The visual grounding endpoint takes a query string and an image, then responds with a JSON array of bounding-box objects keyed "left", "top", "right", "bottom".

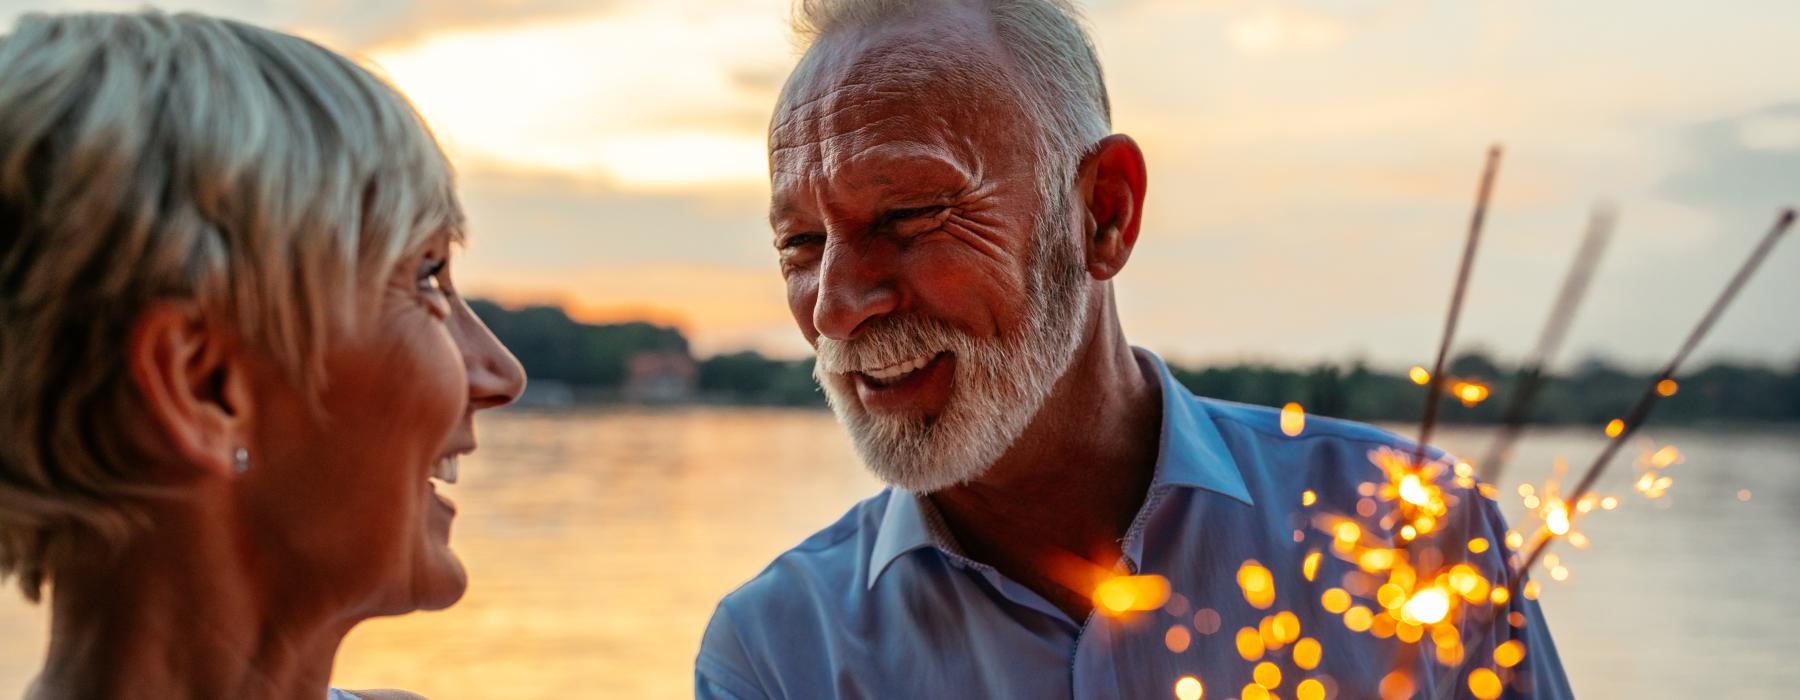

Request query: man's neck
[
  {"left": 929, "top": 305, "right": 1163, "bottom": 621},
  {"left": 31, "top": 491, "right": 349, "bottom": 700}
]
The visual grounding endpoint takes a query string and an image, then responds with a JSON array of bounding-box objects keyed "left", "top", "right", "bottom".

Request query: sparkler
[
  {"left": 1138, "top": 144, "right": 1788, "bottom": 699},
  {"left": 1427, "top": 206, "right": 1793, "bottom": 700},
  {"left": 1476, "top": 205, "right": 1615, "bottom": 484},
  {"left": 1511, "top": 207, "right": 1794, "bottom": 581},
  {"left": 1413, "top": 145, "right": 1503, "bottom": 468}
]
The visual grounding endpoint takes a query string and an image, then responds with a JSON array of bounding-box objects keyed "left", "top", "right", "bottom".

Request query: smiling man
[{"left": 697, "top": 1, "right": 1571, "bottom": 697}]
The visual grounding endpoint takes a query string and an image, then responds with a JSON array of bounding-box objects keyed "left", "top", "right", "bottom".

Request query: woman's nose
[{"left": 455, "top": 298, "right": 526, "bottom": 410}]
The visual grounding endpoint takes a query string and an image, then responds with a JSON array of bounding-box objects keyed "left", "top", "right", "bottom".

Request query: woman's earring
[{"left": 233, "top": 447, "right": 251, "bottom": 475}]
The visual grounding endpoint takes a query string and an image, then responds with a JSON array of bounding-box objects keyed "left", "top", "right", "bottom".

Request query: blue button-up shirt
[{"left": 698, "top": 350, "right": 1570, "bottom": 698}]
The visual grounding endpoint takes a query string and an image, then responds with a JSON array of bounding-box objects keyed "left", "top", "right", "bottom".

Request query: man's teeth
[
  {"left": 432, "top": 455, "right": 460, "bottom": 485},
  {"left": 863, "top": 355, "right": 933, "bottom": 381}
]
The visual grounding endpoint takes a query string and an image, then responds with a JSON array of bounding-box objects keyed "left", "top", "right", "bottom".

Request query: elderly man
[{"left": 698, "top": 0, "right": 1571, "bottom": 697}]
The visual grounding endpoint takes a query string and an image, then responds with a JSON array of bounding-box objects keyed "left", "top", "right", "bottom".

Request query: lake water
[{"left": 1, "top": 407, "right": 1795, "bottom": 698}]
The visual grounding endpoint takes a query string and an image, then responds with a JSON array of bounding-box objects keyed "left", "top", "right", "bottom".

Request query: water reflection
[{"left": 0, "top": 410, "right": 1794, "bottom": 698}]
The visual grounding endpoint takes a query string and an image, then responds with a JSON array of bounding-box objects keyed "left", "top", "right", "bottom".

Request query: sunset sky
[{"left": 8, "top": 0, "right": 1799, "bottom": 368}]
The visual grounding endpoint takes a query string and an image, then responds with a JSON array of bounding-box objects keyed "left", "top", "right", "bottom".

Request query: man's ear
[
  {"left": 1075, "top": 134, "right": 1148, "bottom": 281},
  {"left": 126, "top": 301, "right": 253, "bottom": 479}
]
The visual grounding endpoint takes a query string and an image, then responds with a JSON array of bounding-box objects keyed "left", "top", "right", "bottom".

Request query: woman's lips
[{"left": 428, "top": 481, "right": 456, "bottom": 515}]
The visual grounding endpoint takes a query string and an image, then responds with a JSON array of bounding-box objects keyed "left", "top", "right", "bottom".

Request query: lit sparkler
[
  {"left": 1429, "top": 206, "right": 1794, "bottom": 698},
  {"left": 1413, "top": 145, "right": 1503, "bottom": 468},
  {"left": 1133, "top": 151, "right": 1789, "bottom": 698},
  {"left": 1477, "top": 205, "right": 1616, "bottom": 484},
  {"left": 1511, "top": 208, "right": 1792, "bottom": 584}
]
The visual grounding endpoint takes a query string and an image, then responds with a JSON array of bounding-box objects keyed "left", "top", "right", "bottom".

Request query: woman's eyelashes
[
  {"left": 413, "top": 253, "right": 455, "bottom": 318},
  {"left": 418, "top": 256, "right": 448, "bottom": 294}
]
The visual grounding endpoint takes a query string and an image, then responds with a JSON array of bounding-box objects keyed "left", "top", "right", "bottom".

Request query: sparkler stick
[
  {"left": 1414, "top": 145, "right": 1504, "bottom": 468},
  {"left": 1511, "top": 207, "right": 1794, "bottom": 580},
  {"left": 1475, "top": 206, "right": 1615, "bottom": 484},
  {"left": 1376, "top": 146, "right": 1503, "bottom": 698},
  {"left": 1426, "top": 208, "right": 1789, "bottom": 700}
]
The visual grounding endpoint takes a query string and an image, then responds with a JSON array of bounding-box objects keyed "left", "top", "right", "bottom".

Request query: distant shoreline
[
  {"left": 475, "top": 299, "right": 1800, "bottom": 426},
  {"left": 510, "top": 382, "right": 1800, "bottom": 427}
]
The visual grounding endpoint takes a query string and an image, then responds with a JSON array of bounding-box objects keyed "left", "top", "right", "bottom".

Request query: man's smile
[{"left": 852, "top": 351, "right": 955, "bottom": 413}]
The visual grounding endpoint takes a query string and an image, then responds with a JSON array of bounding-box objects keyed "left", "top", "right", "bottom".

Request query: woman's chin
[
  {"left": 411, "top": 482, "right": 467, "bottom": 610},
  {"left": 414, "top": 552, "right": 468, "bottom": 611}
]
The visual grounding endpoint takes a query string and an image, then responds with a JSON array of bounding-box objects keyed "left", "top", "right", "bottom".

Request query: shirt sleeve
[
  {"left": 1443, "top": 479, "right": 1576, "bottom": 699},
  {"left": 696, "top": 601, "right": 771, "bottom": 700}
]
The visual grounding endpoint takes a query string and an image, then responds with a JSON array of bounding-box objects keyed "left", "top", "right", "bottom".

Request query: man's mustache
[{"left": 814, "top": 316, "right": 966, "bottom": 375}]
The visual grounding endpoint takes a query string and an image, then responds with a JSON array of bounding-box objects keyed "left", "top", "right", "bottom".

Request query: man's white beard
[{"left": 813, "top": 200, "right": 1091, "bottom": 494}]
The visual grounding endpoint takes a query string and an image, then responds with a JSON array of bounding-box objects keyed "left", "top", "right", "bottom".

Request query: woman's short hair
[{"left": 0, "top": 11, "right": 462, "bottom": 601}]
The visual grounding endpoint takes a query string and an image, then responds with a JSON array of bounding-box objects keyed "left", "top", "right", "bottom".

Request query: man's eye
[
  {"left": 889, "top": 206, "right": 945, "bottom": 221},
  {"left": 780, "top": 233, "right": 825, "bottom": 250},
  {"left": 882, "top": 206, "right": 949, "bottom": 235}
]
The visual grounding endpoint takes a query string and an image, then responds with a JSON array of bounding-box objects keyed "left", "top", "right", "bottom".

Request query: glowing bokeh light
[
  {"left": 1468, "top": 667, "right": 1503, "bottom": 699},
  {"left": 1494, "top": 640, "right": 1526, "bottom": 668},
  {"left": 1253, "top": 661, "right": 1282, "bottom": 689},
  {"left": 1165, "top": 625, "right": 1192, "bottom": 653},
  {"left": 1193, "top": 608, "right": 1223, "bottom": 635},
  {"left": 1175, "top": 675, "right": 1204, "bottom": 700},
  {"left": 1236, "top": 627, "right": 1265, "bottom": 661},
  {"left": 1294, "top": 637, "right": 1322, "bottom": 670},
  {"left": 1451, "top": 380, "right": 1490, "bottom": 406},
  {"left": 1321, "top": 588, "right": 1352, "bottom": 614},
  {"left": 1379, "top": 670, "right": 1415, "bottom": 700},
  {"left": 1238, "top": 561, "right": 1277, "bottom": 609},
  {"left": 1398, "top": 474, "right": 1430, "bottom": 506},
  {"left": 1400, "top": 587, "right": 1451, "bottom": 625},
  {"left": 1281, "top": 402, "right": 1306, "bottom": 436},
  {"left": 1093, "top": 574, "right": 1172, "bottom": 615},
  {"left": 1544, "top": 501, "right": 1571, "bottom": 536}
]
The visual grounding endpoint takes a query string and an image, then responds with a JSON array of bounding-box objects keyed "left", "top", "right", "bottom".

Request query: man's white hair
[
  {"left": 792, "top": 0, "right": 1113, "bottom": 194},
  {"left": 0, "top": 11, "right": 460, "bottom": 601}
]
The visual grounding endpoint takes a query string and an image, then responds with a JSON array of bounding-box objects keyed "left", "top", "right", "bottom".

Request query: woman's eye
[{"left": 417, "top": 257, "right": 448, "bottom": 294}]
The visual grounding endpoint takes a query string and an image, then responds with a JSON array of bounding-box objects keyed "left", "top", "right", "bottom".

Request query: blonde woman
[{"left": 0, "top": 11, "right": 525, "bottom": 699}]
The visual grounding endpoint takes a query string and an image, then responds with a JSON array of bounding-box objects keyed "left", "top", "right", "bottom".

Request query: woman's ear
[
  {"left": 126, "top": 301, "right": 252, "bottom": 478},
  {"left": 1075, "top": 134, "right": 1148, "bottom": 281}
]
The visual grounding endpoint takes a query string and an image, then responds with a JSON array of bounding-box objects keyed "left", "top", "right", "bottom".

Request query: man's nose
[{"left": 812, "top": 237, "right": 899, "bottom": 341}]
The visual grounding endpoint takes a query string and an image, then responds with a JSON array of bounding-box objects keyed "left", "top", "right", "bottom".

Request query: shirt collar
[
  {"left": 1138, "top": 348, "right": 1254, "bottom": 504},
  {"left": 867, "top": 486, "right": 946, "bottom": 589},
  {"left": 865, "top": 347, "right": 1253, "bottom": 589}
]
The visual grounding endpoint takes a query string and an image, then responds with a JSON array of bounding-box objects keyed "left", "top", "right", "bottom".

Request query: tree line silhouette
[{"left": 472, "top": 300, "right": 1800, "bottom": 424}]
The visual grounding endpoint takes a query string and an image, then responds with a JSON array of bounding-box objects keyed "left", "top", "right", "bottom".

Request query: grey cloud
[{"left": 1658, "top": 102, "right": 1800, "bottom": 221}]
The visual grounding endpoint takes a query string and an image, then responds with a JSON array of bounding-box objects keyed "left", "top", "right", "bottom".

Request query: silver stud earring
[{"left": 232, "top": 447, "right": 250, "bottom": 475}]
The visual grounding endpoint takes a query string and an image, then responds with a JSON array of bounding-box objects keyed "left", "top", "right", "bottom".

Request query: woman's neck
[{"left": 31, "top": 496, "right": 350, "bottom": 700}]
